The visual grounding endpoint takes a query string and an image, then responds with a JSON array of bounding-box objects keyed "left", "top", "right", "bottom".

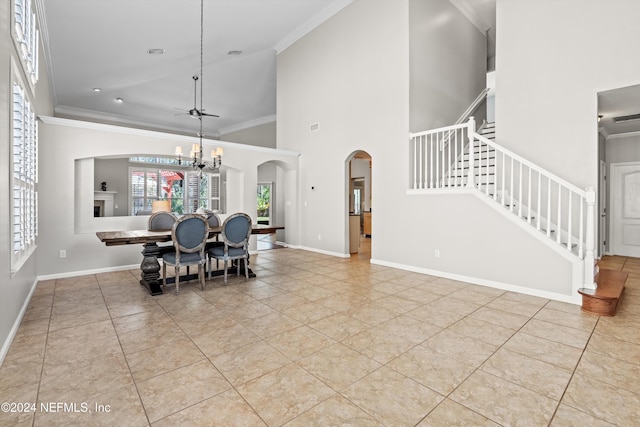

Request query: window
[
  {"left": 11, "top": 80, "right": 38, "bottom": 272},
  {"left": 13, "top": 0, "right": 39, "bottom": 85},
  {"left": 129, "top": 166, "right": 221, "bottom": 215}
]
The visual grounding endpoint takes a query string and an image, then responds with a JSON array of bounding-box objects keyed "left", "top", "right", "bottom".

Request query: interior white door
[{"left": 611, "top": 162, "right": 640, "bottom": 257}]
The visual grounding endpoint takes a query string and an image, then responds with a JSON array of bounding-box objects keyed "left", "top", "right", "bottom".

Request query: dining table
[{"left": 96, "top": 224, "right": 284, "bottom": 295}]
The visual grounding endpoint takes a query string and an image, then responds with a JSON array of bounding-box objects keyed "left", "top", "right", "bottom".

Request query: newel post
[
  {"left": 582, "top": 187, "right": 597, "bottom": 291},
  {"left": 466, "top": 117, "right": 476, "bottom": 188}
]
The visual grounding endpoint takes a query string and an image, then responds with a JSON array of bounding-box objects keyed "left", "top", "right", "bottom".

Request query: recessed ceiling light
[
  {"left": 148, "top": 48, "right": 166, "bottom": 55},
  {"left": 93, "top": 87, "right": 101, "bottom": 92},
  {"left": 227, "top": 50, "right": 242, "bottom": 55},
  {"left": 115, "top": 97, "right": 124, "bottom": 103}
]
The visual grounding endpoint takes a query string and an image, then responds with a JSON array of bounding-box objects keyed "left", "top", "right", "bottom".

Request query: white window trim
[
  {"left": 128, "top": 165, "right": 222, "bottom": 215},
  {"left": 11, "top": 0, "right": 39, "bottom": 87},
  {"left": 10, "top": 59, "right": 38, "bottom": 276}
]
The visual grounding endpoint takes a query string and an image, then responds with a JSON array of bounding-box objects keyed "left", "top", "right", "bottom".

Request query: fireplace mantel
[{"left": 94, "top": 191, "right": 117, "bottom": 217}]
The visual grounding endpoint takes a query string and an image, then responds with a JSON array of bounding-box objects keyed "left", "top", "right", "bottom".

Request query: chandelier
[
  {"left": 174, "top": 0, "right": 222, "bottom": 173},
  {"left": 175, "top": 143, "right": 223, "bottom": 171}
]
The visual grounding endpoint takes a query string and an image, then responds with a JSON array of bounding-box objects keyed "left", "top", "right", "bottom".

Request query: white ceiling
[
  {"left": 40, "top": 0, "right": 640, "bottom": 140},
  {"left": 41, "top": 0, "right": 352, "bottom": 138}
]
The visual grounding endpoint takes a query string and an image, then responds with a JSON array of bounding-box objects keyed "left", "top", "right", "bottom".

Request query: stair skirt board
[{"left": 370, "top": 257, "right": 582, "bottom": 305}]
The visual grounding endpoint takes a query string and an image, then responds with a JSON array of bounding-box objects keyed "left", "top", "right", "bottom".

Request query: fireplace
[{"left": 94, "top": 191, "right": 117, "bottom": 216}]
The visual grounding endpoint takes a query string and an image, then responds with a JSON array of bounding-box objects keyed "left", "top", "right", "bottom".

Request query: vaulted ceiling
[{"left": 41, "top": 0, "right": 352, "bottom": 138}]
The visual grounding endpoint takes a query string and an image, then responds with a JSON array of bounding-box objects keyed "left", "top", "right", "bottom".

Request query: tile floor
[{"left": 1, "top": 248, "right": 639, "bottom": 426}]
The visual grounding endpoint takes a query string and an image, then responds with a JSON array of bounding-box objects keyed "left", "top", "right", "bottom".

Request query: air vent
[{"left": 613, "top": 113, "right": 640, "bottom": 123}]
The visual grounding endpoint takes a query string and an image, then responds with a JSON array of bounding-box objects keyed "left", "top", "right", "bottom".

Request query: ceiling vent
[{"left": 613, "top": 113, "right": 640, "bottom": 123}]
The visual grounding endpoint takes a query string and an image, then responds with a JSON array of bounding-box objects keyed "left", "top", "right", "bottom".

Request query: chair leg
[
  {"left": 244, "top": 257, "right": 249, "bottom": 281},
  {"left": 207, "top": 257, "right": 211, "bottom": 280},
  {"left": 200, "top": 264, "right": 205, "bottom": 290},
  {"left": 223, "top": 259, "right": 228, "bottom": 285},
  {"left": 175, "top": 266, "right": 180, "bottom": 294}
]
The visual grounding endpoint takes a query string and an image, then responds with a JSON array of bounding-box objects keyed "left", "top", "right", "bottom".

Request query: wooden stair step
[{"left": 578, "top": 269, "right": 627, "bottom": 316}]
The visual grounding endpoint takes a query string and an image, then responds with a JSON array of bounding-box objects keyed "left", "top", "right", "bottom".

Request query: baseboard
[
  {"left": 0, "top": 278, "right": 39, "bottom": 368},
  {"left": 370, "top": 258, "right": 582, "bottom": 305},
  {"left": 37, "top": 264, "right": 140, "bottom": 282},
  {"left": 297, "top": 246, "right": 350, "bottom": 259}
]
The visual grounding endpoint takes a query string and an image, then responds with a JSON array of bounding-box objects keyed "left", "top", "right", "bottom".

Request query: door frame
[
  {"left": 609, "top": 161, "right": 640, "bottom": 256},
  {"left": 599, "top": 160, "right": 607, "bottom": 257},
  {"left": 257, "top": 182, "right": 273, "bottom": 225}
]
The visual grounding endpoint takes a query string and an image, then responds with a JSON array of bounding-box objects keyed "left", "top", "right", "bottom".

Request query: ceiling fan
[{"left": 175, "top": 75, "right": 219, "bottom": 119}]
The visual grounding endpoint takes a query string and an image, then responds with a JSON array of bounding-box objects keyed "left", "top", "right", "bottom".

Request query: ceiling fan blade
[{"left": 201, "top": 112, "right": 220, "bottom": 118}]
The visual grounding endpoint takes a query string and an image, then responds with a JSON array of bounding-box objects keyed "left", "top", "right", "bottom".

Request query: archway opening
[{"left": 346, "top": 150, "right": 372, "bottom": 259}]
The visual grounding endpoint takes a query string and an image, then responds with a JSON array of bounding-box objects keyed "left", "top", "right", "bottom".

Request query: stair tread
[
  {"left": 578, "top": 269, "right": 626, "bottom": 316},
  {"left": 580, "top": 269, "right": 627, "bottom": 300}
]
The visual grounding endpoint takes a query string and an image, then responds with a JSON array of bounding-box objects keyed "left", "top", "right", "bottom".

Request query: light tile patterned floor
[{"left": 1, "top": 250, "right": 639, "bottom": 426}]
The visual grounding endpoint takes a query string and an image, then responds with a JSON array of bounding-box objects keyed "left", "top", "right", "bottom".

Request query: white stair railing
[
  {"left": 410, "top": 122, "right": 470, "bottom": 190},
  {"left": 409, "top": 117, "right": 596, "bottom": 291}
]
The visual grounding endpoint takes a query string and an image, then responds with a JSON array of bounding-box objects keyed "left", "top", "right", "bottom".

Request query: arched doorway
[
  {"left": 257, "top": 160, "right": 288, "bottom": 250},
  {"left": 346, "top": 150, "right": 372, "bottom": 259}
]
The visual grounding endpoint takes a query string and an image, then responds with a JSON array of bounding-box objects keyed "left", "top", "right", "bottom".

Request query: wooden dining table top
[{"left": 96, "top": 224, "right": 284, "bottom": 246}]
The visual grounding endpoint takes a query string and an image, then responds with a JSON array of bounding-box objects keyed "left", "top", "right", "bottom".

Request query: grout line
[{"left": 97, "top": 274, "right": 153, "bottom": 427}]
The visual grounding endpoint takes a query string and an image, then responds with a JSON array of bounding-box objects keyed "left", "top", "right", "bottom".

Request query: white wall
[
  {"left": 220, "top": 120, "right": 277, "bottom": 148},
  {"left": 277, "top": 0, "right": 582, "bottom": 302},
  {"left": 409, "top": 0, "right": 487, "bottom": 131},
  {"left": 496, "top": 0, "right": 640, "bottom": 190},
  {"left": 37, "top": 117, "right": 299, "bottom": 277},
  {"left": 278, "top": 0, "right": 410, "bottom": 256}
]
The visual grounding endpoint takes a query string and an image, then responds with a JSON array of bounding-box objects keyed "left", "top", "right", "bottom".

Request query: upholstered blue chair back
[
  {"left": 173, "top": 214, "right": 208, "bottom": 253},
  {"left": 206, "top": 212, "right": 221, "bottom": 228},
  {"left": 222, "top": 213, "right": 252, "bottom": 247},
  {"left": 148, "top": 211, "right": 177, "bottom": 231}
]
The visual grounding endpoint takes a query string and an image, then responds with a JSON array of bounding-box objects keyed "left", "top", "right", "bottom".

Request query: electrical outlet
[
  {"left": 317, "top": 234, "right": 322, "bottom": 240},
  {"left": 59, "top": 250, "right": 67, "bottom": 258},
  {"left": 434, "top": 249, "right": 440, "bottom": 258}
]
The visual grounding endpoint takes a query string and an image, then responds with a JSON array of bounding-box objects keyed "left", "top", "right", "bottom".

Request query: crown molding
[
  {"left": 54, "top": 105, "right": 221, "bottom": 138},
  {"left": 449, "top": 0, "right": 491, "bottom": 35},
  {"left": 598, "top": 126, "right": 609, "bottom": 139},
  {"left": 274, "top": 0, "right": 353, "bottom": 54},
  {"left": 218, "top": 115, "right": 276, "bottom": 136}
]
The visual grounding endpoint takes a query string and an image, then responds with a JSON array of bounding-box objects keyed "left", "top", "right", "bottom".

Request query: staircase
[
  {"left": 409, "top": 116, "right": 598, "bottom": 298},
  {"left": 445, "top": 122, "right": 497, "bottom": 195}
]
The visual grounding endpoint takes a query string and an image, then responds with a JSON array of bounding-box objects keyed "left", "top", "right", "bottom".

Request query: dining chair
[
  {"left": 148, "top": 211, "right": 177, "bottom": 231},
  {"left": 207, "top": 212, "right": 252, "bottom": 284},
  {"left": 162, "top": 214, "right": 208, "bottom": 294},
  {"left": 202, "top": 210, "right": 224, "bottom": 270}
]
